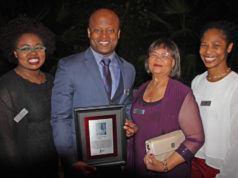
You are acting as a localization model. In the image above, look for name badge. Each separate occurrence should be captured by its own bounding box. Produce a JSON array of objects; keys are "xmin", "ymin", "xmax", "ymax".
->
[
  {"xmin": 133, "ymin": 108, "xmax": 145, "ymax": 115},
  {"xmin": 14, "ymin": 108, "xmax": 28, "ymax": 123},
  {"xmin": 200, "ymin": 101, "xmax": 211, "ymax": 106}
]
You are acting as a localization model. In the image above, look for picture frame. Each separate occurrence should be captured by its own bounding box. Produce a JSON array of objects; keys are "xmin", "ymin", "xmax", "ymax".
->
[{"xmin": 74, "ymin": 104, "xmax": 127, "ymax": 167}]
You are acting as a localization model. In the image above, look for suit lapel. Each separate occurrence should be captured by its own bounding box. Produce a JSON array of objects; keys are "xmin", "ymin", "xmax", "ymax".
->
[
  {"xmin": 83, "ymin": 48, "xmax": 108, "ymax": 100},
  {"xmin": 116, "ymin": 55, "xmax": 128, "ymax": 103}
]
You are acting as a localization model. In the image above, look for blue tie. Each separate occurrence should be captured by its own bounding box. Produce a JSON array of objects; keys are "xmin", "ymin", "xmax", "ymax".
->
[{"xmin": 102, "ymin": 58, "xmax": 112, "ymax": 98}]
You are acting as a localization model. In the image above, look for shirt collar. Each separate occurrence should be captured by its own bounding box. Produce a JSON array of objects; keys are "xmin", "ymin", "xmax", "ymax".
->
[{"xmin": 90, "ymin": 47, "xmax": 116, "ymax": 64}]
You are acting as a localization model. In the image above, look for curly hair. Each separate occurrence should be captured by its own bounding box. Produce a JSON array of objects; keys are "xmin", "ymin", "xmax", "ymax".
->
[{"xmin": 0, "ymin": 16, "xmax": 55, "ymax": 64}]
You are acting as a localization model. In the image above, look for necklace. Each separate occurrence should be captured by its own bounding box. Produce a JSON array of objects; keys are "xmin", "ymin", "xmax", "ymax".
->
[
  {"xmin": 17, "ymin": 68, "xmax": 44, "ymax": 84},
  {"xmin": 207, "ymin": 68, "xmax": 231, "ymax": 81}
]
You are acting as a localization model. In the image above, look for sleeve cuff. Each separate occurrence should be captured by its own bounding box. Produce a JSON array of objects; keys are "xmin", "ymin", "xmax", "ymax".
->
[{"xmin": 176, "ymin": 143, "xmax": 194, "ymax": 162}]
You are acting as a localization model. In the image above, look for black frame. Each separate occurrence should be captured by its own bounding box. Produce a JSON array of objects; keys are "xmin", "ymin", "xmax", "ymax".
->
[{"xmin": 74, "ymin": 104, "xmax": 127, "ymax": 166}]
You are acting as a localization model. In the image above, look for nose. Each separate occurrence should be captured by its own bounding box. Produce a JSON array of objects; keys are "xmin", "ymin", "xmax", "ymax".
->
[
  {"xmin": 156, "ymin": 55, "xmax": 167, "ymax": 62},
  {"xmin": 101, "ymin": 30, "xmax": 108, "ymax": 38},
  {"xmin": 200, "ymin": 47, "xmax": 210, "ymax": 57},
  {"xmin": 154, "ymin": 57, "xmax": 162, "ymax": 62},
  {"xmin": 205, "ymin": 46, "xmax": 211, "ymax": 53},
  {"xmin": 205, "ymin": 45, "xmax": 214, "ymax": 54},
  {"xmin": 29, "ymin": 49, "xmax": 37, "ymax": 55}
]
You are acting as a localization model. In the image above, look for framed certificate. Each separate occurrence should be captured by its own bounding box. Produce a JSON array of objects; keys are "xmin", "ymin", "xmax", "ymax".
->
[{"xmin": 74, "ymin": 104, "xmax": 127, "ymax": 166}]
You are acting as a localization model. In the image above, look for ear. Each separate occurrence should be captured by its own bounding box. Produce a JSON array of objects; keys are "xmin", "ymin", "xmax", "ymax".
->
[
  {"xmin": 87, "ymin": 28, "xmax": 91, "ymax": 38},
  {"xmin": 14, "ymin": 50, "xmax": 18, "ymax": 58},
  {"xmin": 117, "ymin": 29, "xmax": 121, "ymax": 39},
  {"xmin": 171, "ymin": 58, "xmax": 175, "ymax": 68},
  {"xmin": 227, "ymin": 42, "xmax": 233, "ymax": 53}
]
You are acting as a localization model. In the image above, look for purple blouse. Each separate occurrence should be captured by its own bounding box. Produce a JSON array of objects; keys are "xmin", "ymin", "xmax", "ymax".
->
[{"xmin": 127, "ymin": 79, "xmax": 204, "ymax": 178}]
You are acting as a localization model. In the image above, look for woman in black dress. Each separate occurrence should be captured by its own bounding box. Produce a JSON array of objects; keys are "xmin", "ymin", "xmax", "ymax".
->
[{"xmin": 0, "ymin": 16, "xmax": 59, "ymax": 178}]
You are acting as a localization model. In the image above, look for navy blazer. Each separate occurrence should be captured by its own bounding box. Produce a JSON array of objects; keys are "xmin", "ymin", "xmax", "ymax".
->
[{"xmin": 51, "ymin": 48, "xmax": 136, "ymax": 166}]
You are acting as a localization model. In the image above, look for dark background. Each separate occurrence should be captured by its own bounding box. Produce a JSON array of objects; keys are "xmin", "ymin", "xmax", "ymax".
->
[{"xmin": 1, "ymin": 0, "xmax": 238, "ymax": 87}]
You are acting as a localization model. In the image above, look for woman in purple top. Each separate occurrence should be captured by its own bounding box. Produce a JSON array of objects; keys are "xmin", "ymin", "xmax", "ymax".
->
[{"xmin": 125, "ymin": 38, "xmax": 205, "ymax": 178}]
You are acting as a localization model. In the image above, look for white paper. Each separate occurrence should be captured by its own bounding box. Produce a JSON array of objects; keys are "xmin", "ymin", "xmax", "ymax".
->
[{"xmin": 88, "ymin": 118, "xmax": 114, "ymax": 156}]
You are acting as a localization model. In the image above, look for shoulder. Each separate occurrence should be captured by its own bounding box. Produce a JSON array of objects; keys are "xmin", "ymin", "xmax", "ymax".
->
[
  {"xmin": 169, "ymin": 78, "xmax": 191, "ymax": 93},
  {"xmin": 167, "ymin": 79, "xmax": 193, "ymax": 101},
  {"xmin": 0, "ymin": 70, "xmax": 19, "ymax": 97},
  {"xmin": 117, "ymin": 55, "xmax": 135, "ymax": 72},
  {"xmin": 229, "ymin": 72, "xmax": 238, "ymax": 97},
  {"xmin": 133, "ymin": 80, "xmax": 150, "ymax": 99},
  {"xmin": 138, "ymin": 80, "xmax": 150, "ymax": 89},
  {"xmin": 225, "ymin": 71, "xmax": 238, "ymax": 91},
  {"xmin": 228, "ymin": 71, "xmax": 238, "ymax": 81},
  {"xmin": 166, "ymin": 79, "xmax": 193, "ymax": 104},
  {"xmin": 58, "ymin": 48, "xmax": 92, "ymax": 67},
  {"xmin": 58, "ymin": 52, "xmax": 85, "ymax": 66},
  {"xmin": 191, "ymin": 71, "xmax": 207, "ymax": 88},
  {"xmin": 192, "ymin": 71, "xmax": 207, "ymax": 82},
  {"xmin": 135, "ymin": 81, "xmax": 150, "ymax": 94},
  {"xmin": 0, "ymin": 70, "xmax": 17, "ymax": 87},
  {"xmin": 44, "ymin": 72, "xmax": 54, "ymax": 83}
]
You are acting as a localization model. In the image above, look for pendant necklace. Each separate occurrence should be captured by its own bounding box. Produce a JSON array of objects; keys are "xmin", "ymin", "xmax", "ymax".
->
[
  {"xmin": 17, "ymin": 68, "xmax": 44, "ymax": 84},
  {"xmin": 207, "ymin": 68, "xmax": 231, "ymax": 81}
]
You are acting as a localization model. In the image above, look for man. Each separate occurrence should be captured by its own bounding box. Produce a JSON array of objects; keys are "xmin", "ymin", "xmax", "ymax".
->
[{"xmin": 51, "ymin": 8, "xmax": 137, "ymax": 177}]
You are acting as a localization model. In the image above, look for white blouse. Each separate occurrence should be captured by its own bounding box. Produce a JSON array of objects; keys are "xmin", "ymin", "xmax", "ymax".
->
[{"xmin": 191, "ymin": 71, "xmax": 238, "ymax": 178}]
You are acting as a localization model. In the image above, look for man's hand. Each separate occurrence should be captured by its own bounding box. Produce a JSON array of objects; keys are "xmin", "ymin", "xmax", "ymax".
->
[
  {"xmin": 72, "ymin": 161, "xmax": 96, "ymax": 176},
  {"xmin": 123, "ymin": 119, "xmax": 138, "ymax": 137}
]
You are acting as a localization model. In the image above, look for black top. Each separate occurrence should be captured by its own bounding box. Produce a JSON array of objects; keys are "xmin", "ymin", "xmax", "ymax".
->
[{"xmin": 0, "ymin": 70, "xmax": 58, "ymax": 178}]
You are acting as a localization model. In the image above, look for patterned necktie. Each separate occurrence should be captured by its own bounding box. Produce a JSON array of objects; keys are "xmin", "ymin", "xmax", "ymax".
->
[{"xmin": 102, "ymin": 58, "xmax": 112, "ymax": 97}]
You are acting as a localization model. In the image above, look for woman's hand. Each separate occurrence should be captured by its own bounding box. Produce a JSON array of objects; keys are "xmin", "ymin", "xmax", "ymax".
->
[
  {"xmin": 144, "ymin": 152, "xmax": 185, "ymax": 173},
  {"xmin": 144, "ymin": 153, "xmax": 165, "ymax": 172},
  {"xmin": 123, "ymin": 119, "xmax": 138, "ymax": 137}
]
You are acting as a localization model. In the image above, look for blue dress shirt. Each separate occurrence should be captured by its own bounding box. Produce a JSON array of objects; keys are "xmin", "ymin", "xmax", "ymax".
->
[{"xmin": 90, "ymin": 47, "xmax": 121, "ymax": 99}]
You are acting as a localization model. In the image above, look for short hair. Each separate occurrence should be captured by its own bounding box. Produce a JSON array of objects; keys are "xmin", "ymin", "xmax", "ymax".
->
[
  {"xmin": 200, "ymin": 20, "xmax": 237, "ymax": 47},
  {"xmin": 88, "ymin": 8, "xmax": 120, "ymax": 29},
  {"xmin": 145, "ymin": 38, "xmax": 181, "ymax": 79},
  {"xmin": 0, "ymin": 16, "xmax": 55, "ymax": 64}
]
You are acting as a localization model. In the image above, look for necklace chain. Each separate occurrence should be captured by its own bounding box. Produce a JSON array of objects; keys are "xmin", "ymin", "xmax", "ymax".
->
[
  {"xmin": 18, "ymin": 69, "xmax": 43, "ymax": 84},
  {"xmin": 207, "ymin": 68, "xmax": 231, "ymax": 80}
]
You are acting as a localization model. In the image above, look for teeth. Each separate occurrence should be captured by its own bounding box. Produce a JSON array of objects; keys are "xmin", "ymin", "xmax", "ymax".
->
[
  {"xmin": 205, "ymin": 57, "xmax": 216, "ymax": 61},
  {"xmin": 99, "ymin": 41, "xmax": 109, "ymax": 45},
  {"xmin": 29, "ymin": 58, "xmax": 39, "ymax": 63}
]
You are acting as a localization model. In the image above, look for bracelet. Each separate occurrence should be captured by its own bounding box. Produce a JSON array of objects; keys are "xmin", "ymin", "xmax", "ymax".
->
[{"xmin": 162, "ymin": 160, "xmax": 168, "ymax": 172}]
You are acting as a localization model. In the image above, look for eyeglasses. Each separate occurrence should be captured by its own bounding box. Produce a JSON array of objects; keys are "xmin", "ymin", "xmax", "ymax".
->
[
  {"xmin": 17, "ymin": 46, "xmax": 47, "ymax": 54},
  {"xmin": 149, "ymin": 52, "xmax": 171, "ymax": 60}
]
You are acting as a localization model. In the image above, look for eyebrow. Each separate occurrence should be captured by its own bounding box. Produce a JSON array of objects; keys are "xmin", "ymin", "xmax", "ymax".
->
[
  {"xmin": 151, "ymin": 51, "xmax": 169, "ymax": 54},
  {"xmin": 201, "ymin": 40, "xmax": 222, "ymax": 43},
  {"xmin": 18, "ymin": 43, "xmax": 44, "ymax": 47}
]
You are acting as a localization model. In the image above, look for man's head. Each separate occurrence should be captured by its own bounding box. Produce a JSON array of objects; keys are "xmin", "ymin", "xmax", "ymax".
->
[{"xmin": 87, "ymin": 8, "xmax": 120, "ymax": 57}]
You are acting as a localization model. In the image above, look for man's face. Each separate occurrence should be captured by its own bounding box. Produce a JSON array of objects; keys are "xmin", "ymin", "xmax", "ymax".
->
[{"xmin": 87, "ymin": 10, "xmax": 120, "ymax": 57}]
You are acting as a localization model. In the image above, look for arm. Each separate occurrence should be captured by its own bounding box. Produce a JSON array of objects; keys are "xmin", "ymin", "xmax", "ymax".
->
[
  {"xmin": 123, "ymin": 64, "xmax": 136, "ymax": 121},
  {"xmin": 51, "ymin": 59, "xmax": 97, "ymax": 176},
  {"xmin": 177, "ymin": 92, "xmax": 205, "ymax": 160},
  {"xmin": 0, "ymin": 87, "xmax": 20, "ymax": 169},
  {"xmin": 144, "ymin": 92, "xmax": 205, "ymax": 172},
  {"xmin": 124, "ymin": 89, "xmax": 134, "ymax": 121},
  {"xmin": 51, "ymin": 59, "xmax": 76, "ymax": 167},
  {"xmin": 123, "ymin": 66, "xmax": 137, "ymax": 136},
  {"xmin": 216, "ymin": 87, "xmax": 238, "ymax": 178}
]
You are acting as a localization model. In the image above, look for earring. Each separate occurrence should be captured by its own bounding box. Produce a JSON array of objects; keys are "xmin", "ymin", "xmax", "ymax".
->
[{"xmin": 14, "ymin": 51, "xmax": 18, "ymax": 58}]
